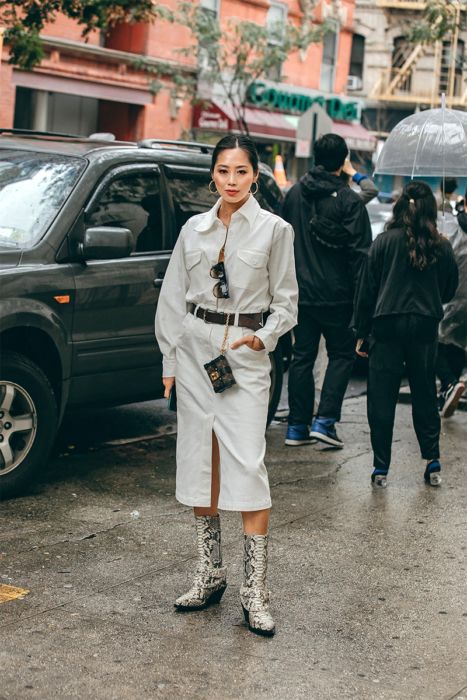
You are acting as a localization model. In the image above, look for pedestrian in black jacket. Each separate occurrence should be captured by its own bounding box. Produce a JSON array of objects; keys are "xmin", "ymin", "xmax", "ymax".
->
[
  {"xmin": 436, "ymin": 196, "xmax": 467, "ymax": 417},
  {"xmin": 282, "ymin": 134, "xmax": 372, "ymax": 449},
  {"xmin": 353, "ymin": 181, "xmax": 458, "ymax": 488}
]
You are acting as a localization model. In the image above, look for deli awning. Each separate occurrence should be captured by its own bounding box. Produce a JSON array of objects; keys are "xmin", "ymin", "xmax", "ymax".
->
[
  {"xmin": 193, "ymin": 100, "xmax": 376, "ymax": 152},
  {"xmin": 193, "ymin": 100, "xmax": 298, "ymax": 142},
  {"xmin": 332, "ymin": 121, "xmax": 377, "ymax": 153}
]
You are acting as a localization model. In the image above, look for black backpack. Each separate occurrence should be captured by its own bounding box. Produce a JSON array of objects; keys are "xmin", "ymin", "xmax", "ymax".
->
[{"xmin": 309, "ymin": 190, "xmax": 349, "ymax": 249}]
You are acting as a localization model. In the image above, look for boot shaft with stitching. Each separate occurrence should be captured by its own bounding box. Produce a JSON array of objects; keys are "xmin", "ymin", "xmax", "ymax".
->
[
  {"xmin": 240, "ymin": 533, "xmax": 275, "ymax": 637},
  {"xmin": 174, "ymin": 514, "xmax": 227, "ymax": 611}
]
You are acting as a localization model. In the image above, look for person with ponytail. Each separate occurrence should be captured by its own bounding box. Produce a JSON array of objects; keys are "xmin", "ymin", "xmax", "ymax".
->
[{"xmin": 353, "ymin": 181, "xmax": 458, "ymax": 488}]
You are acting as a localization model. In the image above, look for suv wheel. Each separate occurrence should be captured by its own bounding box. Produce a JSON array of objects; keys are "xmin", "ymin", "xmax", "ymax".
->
[
  {"xmin": 267, "ymin": 348, "xmax": 284, "ymax": 427},
  {"xmin": 0, "ymin": 352, "xmax": 58, "ymax": 499}
]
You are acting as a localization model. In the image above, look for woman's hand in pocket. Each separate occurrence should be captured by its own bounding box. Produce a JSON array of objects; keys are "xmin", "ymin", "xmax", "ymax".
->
[
  {"xmin": 355, "ymin": 338, "xmax": 369, "ymax": 358},
  {"xmin": 230, "ymin": 335, "xmax": 265, "ymax": 351},
  {"xmin": 163, "ymin": 376, "xmax": 175, "ymax": 399}
]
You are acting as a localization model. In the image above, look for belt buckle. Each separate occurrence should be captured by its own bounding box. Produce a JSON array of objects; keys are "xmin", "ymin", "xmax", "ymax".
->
[{"xmin": 202, "ymin": 308, "xmax": 208, "ymax": 323}]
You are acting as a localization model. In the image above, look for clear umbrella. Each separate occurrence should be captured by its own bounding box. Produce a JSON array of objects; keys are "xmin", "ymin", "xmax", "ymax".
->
[{"xmin": 374, "ymin": 97, "xmax": 467, "ymax": 178}]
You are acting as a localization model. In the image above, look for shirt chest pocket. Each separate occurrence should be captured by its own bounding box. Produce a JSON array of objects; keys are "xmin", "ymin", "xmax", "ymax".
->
[
  {"xmin": 186, "ymin": 249, "xmax": 202, "ymax": 270},
  {"xmin": 235, "ymin": 248, "xmax": 268, "ymax": 290},
  {"xmin": 185, "ymin": 248, "xmax": 213, "ymax": 294}
]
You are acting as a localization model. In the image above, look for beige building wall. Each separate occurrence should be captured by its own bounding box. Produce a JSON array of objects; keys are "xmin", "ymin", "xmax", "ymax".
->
[{"xmin": 350, "ymin": 0, "xmax": 467, "ymax": 128}]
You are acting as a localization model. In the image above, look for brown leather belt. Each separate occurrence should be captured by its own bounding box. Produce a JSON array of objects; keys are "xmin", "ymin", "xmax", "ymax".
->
[{"xmin": 190, "ymin": 305, "xmax": 268, "ymax": 332}]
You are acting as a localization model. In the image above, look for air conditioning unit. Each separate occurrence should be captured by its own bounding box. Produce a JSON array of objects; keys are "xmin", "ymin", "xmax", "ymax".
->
[{"xmin": 347, "ymin": 75, "xmax": 363, "ymax": 91}]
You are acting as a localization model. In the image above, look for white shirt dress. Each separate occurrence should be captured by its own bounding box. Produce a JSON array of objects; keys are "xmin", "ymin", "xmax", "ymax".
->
[{"xmin": 155, "ymin": 195, "xmax": 298, "ymax": 511}]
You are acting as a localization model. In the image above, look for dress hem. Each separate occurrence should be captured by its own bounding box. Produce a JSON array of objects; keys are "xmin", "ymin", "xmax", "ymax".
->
[{"xmin": 176, "ymin": 494, "xmax": 272, "ymax": 511}]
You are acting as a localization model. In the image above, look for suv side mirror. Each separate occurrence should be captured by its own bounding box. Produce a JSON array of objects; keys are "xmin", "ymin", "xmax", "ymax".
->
[{"xmin": 78, "ymin": 226, "xmax": 134, "ymax": 260}]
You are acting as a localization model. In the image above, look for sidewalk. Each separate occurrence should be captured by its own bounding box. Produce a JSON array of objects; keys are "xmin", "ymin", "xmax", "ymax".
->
[{"xmin": 0, "ymin": 395, "xmax": 466, "ymax": 699}]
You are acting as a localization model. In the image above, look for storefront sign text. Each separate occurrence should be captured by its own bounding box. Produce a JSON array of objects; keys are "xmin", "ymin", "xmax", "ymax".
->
[{"xmin": 247, "ymin": 82, "xmax": 359, "ymax": 122}]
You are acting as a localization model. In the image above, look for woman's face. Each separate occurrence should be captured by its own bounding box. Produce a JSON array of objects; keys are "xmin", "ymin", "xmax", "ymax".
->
[{"xmin": 211, "ymin": 148, "xmax": 258, "ymax": 205}]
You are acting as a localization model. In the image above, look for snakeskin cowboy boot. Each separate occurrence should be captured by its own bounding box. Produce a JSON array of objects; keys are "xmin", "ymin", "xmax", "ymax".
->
[
  {"xmin": 240, "ymin": 534, "xmax": 275, "ymax": 637},
  {"xmin": 174, "ymin": 515, "xmax": 227, "ymax": 611}
]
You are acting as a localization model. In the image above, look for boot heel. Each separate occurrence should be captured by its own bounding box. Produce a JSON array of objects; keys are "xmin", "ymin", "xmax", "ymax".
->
[
  {"xmin": 242, "ymin": 605, "xmax": 250, "ymax": 623},
  {"xmin": 209, "ymin": 585, "xmax": 227, "ymax": 605}
]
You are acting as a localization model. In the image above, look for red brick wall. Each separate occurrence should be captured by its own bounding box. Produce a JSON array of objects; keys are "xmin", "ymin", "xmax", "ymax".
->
[
  {"xmin": 42, "ymin": 14, "xmax": 101, "ymax": 45},
  {"xmin": 0, "ymin": 59, "xmax": 16, "ymax": 127},
  {"xmin": 0, "ymin": 0, "xmax": 355, "ymax": 137},
  {"xmin": 140, "ymin": 90, "xmax": 192, "ymax": 140}
]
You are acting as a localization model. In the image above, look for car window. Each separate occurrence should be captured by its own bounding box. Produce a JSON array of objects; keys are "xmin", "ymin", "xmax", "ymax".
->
[
  {"xmin": 165, "ymin": 166, "xmax": 217, "ymax": 232},
  {"xmin": 0, "ymin": 150, "xmax": 85, "ymax": 249},
  {"xmin": 86, "ymin": 171, "xmax": 167, "ymax": 253},
  {"xmin": 257, "ymin": 172, "xmax": 284, "ymax": 214}
]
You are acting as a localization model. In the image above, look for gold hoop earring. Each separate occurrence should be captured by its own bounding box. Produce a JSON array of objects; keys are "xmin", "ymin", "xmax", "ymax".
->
[
  {"xmin": 250, "ymin": 181, "xmax": 259, "ymax": 195},
  {"xmin": 208, "ymin": 180, "xmax": 218, "ymax": 195}
]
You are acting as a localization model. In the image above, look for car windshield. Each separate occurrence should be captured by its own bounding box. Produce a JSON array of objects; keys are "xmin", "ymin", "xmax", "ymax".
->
[{"xmin": 0, "ymin": 150, "xmax": 85, "ymax": 249}]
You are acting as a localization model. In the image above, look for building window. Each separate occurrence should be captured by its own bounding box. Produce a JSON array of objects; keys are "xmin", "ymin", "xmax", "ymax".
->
[
  {"xmin": 320, "ymin": 21, "xmax": 338, "ymax": 93},
  {"xmin": 391, "ymin": 37, "xmax": 412, "ymax": 93},
  {"xmin": 266, "ymin": 3, "xmax": 288, "ymax": 82},
  {"xmin": 200, "ymin": 0, "xmax": 220, "ymax": 17},
  {"xmin": 439, "ymin": 39, "xmax": 465, "ymax": 97},
  {"xmin": 198, "ymin": 0, "xmax": 220, "ymax": 72},
  {"xmin": 348, "ymin": 34, "xmax": 365, "ymax": 91}
]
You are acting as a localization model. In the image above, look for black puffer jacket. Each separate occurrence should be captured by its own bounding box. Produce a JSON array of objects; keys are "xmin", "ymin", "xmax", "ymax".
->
[
  {"xmin": 282, "ymin": 166, "xmax": 372, "ymax": 308},
  {"xmin": 458, "ymin": 210, "xmax": 467, "ymax": 233}
]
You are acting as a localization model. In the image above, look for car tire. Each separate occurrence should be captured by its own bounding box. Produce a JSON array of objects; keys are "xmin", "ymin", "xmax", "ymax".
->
[
  {"xmin": 267, "ymin": 347, "xmax": 284, "ymax": 427},
  {"xmin": 0, "ymin": 351, "xmax": 58, "ymax": 500}
]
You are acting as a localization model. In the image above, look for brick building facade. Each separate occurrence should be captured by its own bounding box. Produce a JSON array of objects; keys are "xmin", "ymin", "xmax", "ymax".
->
[{"xmin": 0, "ymin": 0, "xmax": 374, "ymax": 173}]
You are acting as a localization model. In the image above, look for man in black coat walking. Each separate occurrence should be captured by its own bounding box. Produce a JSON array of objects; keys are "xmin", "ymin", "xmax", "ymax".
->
[{"xmin": 282, "ymin": 134, "xmax": 372, "ymax": 448}]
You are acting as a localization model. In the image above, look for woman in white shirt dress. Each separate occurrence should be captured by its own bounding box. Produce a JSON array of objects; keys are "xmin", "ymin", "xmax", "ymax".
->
[{"xmin": 155, "ymin": 134, "xmax": 298, "ymax": 636}]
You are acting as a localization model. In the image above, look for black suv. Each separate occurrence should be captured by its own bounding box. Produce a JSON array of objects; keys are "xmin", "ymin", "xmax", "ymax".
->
[{"xmin": 0, "ymin": 130, "xmax": 289, "ymax": 499}]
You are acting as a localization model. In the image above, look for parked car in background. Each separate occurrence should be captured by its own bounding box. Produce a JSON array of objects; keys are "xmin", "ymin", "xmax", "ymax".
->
[
  {"xmin": 366, "ymin": 197, "xmax": 393, "ymax": 239},
  {"xmin": 0, "ymin": 131, "xmax": 287, "ymax": 499}
]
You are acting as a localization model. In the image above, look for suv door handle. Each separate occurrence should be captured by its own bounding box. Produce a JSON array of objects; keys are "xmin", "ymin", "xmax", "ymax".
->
[{"xmin": 153, "ymin": 276, "xmax": 165, "ymax": 289}]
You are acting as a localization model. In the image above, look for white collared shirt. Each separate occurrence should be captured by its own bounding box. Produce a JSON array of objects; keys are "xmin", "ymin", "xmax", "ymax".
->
[{"xmin": 155, "ymin": 195, "xmax": 298, "ymax": 376}]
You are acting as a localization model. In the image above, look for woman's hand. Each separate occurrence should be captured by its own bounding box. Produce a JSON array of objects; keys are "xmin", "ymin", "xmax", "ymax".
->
[
  {"xmin": 230, "ymin": 335, "xmax": 265, "ymax": 351},
  {"xmin": 162, "ymin": 376, "xmax": 175, "ymax": 399},
  {"xmin": 355, "ymin": 338, "xmax": 368, "ymax": 358}
]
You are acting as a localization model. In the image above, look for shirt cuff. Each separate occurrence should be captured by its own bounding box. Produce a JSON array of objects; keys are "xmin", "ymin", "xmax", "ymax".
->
[
  {"xmin": 254, "ymin": 328, "xmax": 276, "ymax": 353},
  {"xmin": 352, "ymin": 173, "xmax": 368, "ymax": 184},
  {"xmin": 162, "ymin": 357, "xmax": 177, "ymax": 377}
]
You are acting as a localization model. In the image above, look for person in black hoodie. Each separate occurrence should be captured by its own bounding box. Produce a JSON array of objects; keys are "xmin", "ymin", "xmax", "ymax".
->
[
  {"xmin": 353, "ymin": 181, "xmax": 458, "ymax": 488},
  {"xmin": 282, "ymin": 134, "xmax": 372, "ymax": 448},
  {"xmin": 436, "ymin": 193, "xmax": 467, "ymax": 416}
]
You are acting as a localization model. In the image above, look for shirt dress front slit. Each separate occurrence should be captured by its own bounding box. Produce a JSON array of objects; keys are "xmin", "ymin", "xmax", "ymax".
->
[{"xmin": 155, "ymin": 195, "xmax": 298, "ymax": 511}]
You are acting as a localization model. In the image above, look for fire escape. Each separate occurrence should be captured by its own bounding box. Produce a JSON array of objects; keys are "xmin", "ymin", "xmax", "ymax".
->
[{"xmin": 370, "ymin": 0, "xmax": 466, "ymax": 108}]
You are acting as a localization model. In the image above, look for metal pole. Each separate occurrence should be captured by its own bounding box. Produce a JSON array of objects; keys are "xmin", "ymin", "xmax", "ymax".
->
[
  {"xmin": 431, "ymin": 40, "xmax": 441, "ymax": 109},
  {"xmin": 447, "ymin": 1, "xmax": 461, "ymax": 107}
]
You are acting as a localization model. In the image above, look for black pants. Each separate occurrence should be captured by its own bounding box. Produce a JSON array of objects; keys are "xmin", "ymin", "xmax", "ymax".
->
[
  {"xmin": 288, "ymin": 305, "xmax": 355, "ymax": 424},
  {"xmin": 368, "ymin": 332, "xmax": 440, "ymax": 471},
  {"xmin": 436, "ymin": 342, "xmax": 466, "ymax": 391}
]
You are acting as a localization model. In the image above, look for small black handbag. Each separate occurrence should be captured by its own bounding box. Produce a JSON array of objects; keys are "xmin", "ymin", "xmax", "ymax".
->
[
  {"xmin": 203, "ymin": 313, "xmax": 236, "ymax": 394},
  {"xmin": 204, "ymin": 355, "xmax": 236, "ymax": 393}
]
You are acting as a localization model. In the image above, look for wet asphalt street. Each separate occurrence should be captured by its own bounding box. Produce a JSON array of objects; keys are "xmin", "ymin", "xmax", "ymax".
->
[{"xmin": 0, "ymin": 387, "xmax": 466, "ymax": 700}]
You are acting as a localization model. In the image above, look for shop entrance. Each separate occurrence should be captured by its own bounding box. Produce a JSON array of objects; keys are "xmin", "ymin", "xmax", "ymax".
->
[{"xmin": 14, "ymin": 88, "xmax": 141, "ymax": 140}]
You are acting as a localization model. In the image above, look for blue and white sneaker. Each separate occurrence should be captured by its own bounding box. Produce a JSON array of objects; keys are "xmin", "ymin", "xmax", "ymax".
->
[
  {"xmin": 309, "ymin": 417, "xmax": 344, "ymax": 448},
  {"xmin": 371, "ymin": 468, "xmax": 388, "ymax": 488},
  {"xmin": 424, "ymin": 460, "xmax": 442, "ymax": 487},
  {"xmin": 285, "ymin": 424, "xmax": 315, "ymax": 446}
]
